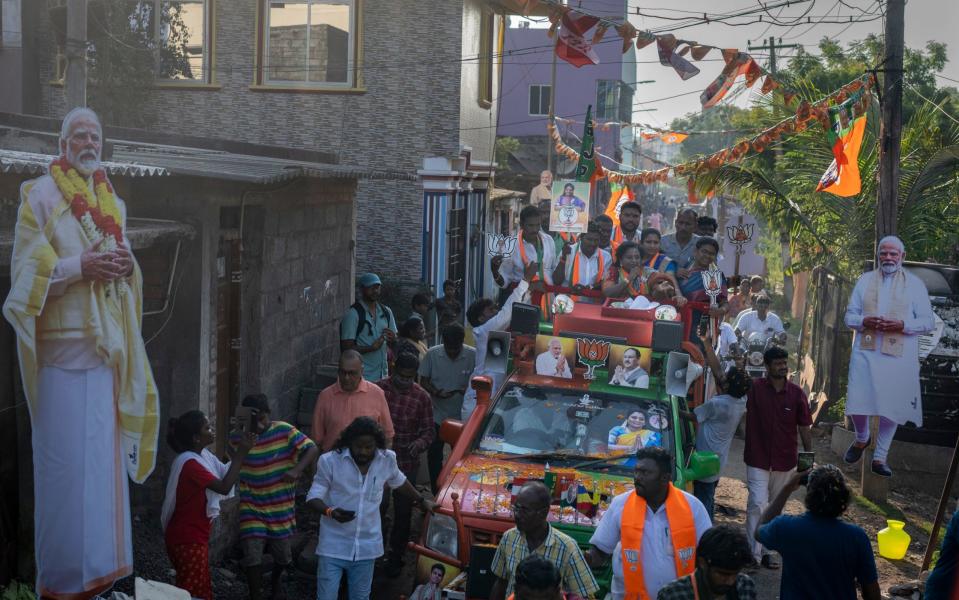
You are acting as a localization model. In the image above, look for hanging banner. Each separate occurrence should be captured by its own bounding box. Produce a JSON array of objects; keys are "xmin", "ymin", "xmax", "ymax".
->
[
  {"xmin": 574, "ymin": 105, "xmax": 598, "ymax": 182},
  {"xmin": 701, "ymin": 52, "xmax": 750, "ymax": 109},
  {"xmin": 816, "ymin": 89, "xmax": 870, "ymax": 197}
]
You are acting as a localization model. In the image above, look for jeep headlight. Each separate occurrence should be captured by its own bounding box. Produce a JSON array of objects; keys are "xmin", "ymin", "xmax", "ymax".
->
[{"xmin": 425, "ymin": 513, "xmax": 458, "ymax": 559}]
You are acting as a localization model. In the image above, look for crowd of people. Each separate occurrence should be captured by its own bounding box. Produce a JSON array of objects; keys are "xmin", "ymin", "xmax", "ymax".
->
[{"xmin": 158, "ymin": 198, "xmax": 940, "ymax": 600}]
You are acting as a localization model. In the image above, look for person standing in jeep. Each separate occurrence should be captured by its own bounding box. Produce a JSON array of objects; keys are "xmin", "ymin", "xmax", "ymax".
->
[{"xmin": 340, "ymin": 272, "xmax": 397, "ymax": 381}]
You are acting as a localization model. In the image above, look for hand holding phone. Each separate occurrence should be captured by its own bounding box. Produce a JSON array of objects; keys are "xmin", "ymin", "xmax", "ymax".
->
[
  {"xmin": 798, "ymin": 451, "xmax": 815, "ymax": 485},
  {"xmin": 330, "ymin": 508, "xmax": 356, "ymax": 523}
]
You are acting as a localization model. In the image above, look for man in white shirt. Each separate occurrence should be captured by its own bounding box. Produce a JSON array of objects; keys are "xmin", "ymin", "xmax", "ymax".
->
[
  {"xmin": 307, "ymin": 417, "xmax": 436, "ymax": 600},
  {"xmin": 535, "ymin": 337, "xmax": 572, "ymax": 378},
  {"xmin": 495, "ymin": 205, "xmax": 558, "ymax": 289},
  {"xmin": 462, "ymin": 260, "xmax": 538, "ymax": 420},
  {"xmin": 734, "ymin": 294, "xmax": 784, "ymax": 339},
  {"xmin": 610, "ymin": 348, "xmax": 650, "ymax": 389},
  {"xmin": 588, "ymin": 447, "xmax": 712, "ymax": 600}
]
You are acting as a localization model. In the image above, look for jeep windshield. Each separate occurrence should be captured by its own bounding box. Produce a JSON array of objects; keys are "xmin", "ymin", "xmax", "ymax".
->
[{"xmin": 474, "ymin": 383, "xmax": 673, "ymax": 473}]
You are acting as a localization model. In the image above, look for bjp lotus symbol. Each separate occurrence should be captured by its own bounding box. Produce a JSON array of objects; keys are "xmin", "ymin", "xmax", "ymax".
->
[
  {"xmin": 487, "ymin": 233, "xmax": 516, "ymax": 258},
  {"xmin": 725, "ymin": 223, "xmax": 754, "ymax": 256},
  {"xmin": 576, "ymin": 338, "xmax": 611, "ymax": 380}
]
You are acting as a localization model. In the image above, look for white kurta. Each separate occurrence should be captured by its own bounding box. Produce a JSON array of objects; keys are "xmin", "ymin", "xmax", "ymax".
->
[{"xmin": 845, "ymin": 270, "xmax": 936, "ymax": 425}]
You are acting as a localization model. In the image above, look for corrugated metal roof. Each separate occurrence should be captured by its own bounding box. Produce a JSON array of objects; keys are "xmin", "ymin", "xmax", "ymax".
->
[
  {"xmin": 0, "ymin": 149, "xmax": 169, "ymax": 177},
  {"xmin": 111, "ymin": 144, "xmax": 417, "ymax": 184}
]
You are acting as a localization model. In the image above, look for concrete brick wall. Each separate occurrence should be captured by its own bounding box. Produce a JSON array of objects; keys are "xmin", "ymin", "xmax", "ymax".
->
[
  {"xmin": 249, "ymin": 179, "xmax": 356, "ymax": 420},
  {"xmin": 35, "ymin": 0, "xmax": 479, "ymax": 280}
]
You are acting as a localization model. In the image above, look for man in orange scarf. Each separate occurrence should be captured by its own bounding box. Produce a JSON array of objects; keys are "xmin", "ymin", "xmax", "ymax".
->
[
  {"xmin": 552, "ymin": 221, "xmax": 610, "ymax": 303},
  {"xmin": 588, "ymin": 447, "xmax": 712, "ymax": 600}
]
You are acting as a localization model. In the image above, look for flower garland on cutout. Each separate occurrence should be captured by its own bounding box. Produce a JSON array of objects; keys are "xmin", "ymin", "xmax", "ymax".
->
[
  {"xmin": 548, "ymin": 75, "xmax": 875, "ymax": 187},
  {"xmin": 50, "ymin": 156, "xmax": 128, "ymax": 297}
]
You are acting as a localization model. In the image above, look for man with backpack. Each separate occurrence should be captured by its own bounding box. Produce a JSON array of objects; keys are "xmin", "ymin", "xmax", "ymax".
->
[{"xmin": 340, "ymin": 273, "xmax": 397, "ymax": 381}]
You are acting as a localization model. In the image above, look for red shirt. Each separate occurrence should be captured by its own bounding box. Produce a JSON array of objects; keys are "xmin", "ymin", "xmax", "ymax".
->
[
  {"xmin": 376, "ymin": 378, "xmax": 435, "ymax": 475},
  {"xmin": 744, "ymin": 378, "xmax": 812, "ymax": 471},
  {"xmin": 165, "ymin": 459, "xmax": 216, "ymax": 546}
]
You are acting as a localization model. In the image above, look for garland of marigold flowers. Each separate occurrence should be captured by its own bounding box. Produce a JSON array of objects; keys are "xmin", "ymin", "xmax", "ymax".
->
[{"xmin": 49, "ymin": 156, "xmax": 124, "ymax": 245}]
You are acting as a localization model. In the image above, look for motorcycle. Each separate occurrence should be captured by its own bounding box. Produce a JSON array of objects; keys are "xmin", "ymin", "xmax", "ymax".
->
[{"xmin": 734, "ymin": 326, "xmax": 789, "ymax": 379}]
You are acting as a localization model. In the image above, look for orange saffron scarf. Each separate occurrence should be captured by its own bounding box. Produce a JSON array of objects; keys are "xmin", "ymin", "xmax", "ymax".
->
[
  {"xmin": 570, "ymin": 246, "xmax": 606, "ymax": 287},
  {"xmin": 620, "ymin": 484, "xmax": 697, "ymax": 600}
]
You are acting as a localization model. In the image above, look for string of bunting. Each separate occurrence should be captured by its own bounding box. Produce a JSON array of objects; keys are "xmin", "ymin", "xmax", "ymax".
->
[
  {"xmin": 548, "ymin": 75, "xmax": 875, "ymax": 186},
  {"xmin": 534, "ymin": 0, "xmax": 805, "ymax": 110},
  {"xmin": 553, "ymin": 116, "xmax": 752, "ymax": 140}
]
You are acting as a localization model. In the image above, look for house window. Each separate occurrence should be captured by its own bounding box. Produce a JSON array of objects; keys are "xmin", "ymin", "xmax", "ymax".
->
[
  {"xmin": 596, "ymin": 79, "xmax": 634, "ymax": 122},
  {"xmin": 478, "ymin": 10, "xmax": 494, "ymax": 106},
  {"xmin": 529, "ymin": 84, "xmax": 551, "ymax": 116},
  {"xmin": 262, "ymin": 0, "xmax": 356, "ymax": 87},
  {"xmin": 154, "ymin": 0, "xmax": 211, "ymax": 81}
]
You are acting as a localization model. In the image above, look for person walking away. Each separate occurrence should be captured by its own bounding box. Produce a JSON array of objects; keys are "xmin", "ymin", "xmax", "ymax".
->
[
  {"xmin": 376, "ymin": 353, "xmax": 435, "ymax": 576},
  {"xmin": 512, "ymin": 555, "xmax": 565, "ymax": 600},
  {"xmin": 610, "ymin": 202, "xmax": 644, "ymax": 253},
  {"xmin": 313, "ymin": 350, "xmax": 395, "ymax": 451},
  {"xmin": 489, "ymin": 481, "xmax": 598, "ymax": 600},
  {"xmin": 467, "ymin": 259, "xmax": 538, "ymax": 419},
  {"xmin": 756, "ymin": 465, "xmax": 881, "ymax": 600},
  {"xmin": 306, "ymin": 417, "xmax": 437, "ymax": 600},
  {"xmin": 434, "ymin": 280, "xmax": 461, "ymax": 328},
  {"xmin": 3, "ymin": 107, "xmax": 159, "ymax": 599},
  {"xmin": 660, "ymin": 209, "xmax": 701, "ymax": 277},
  {"xmin": 743, "ymin": 346, "xmax": 813, "ymax": 568},
  {"xmin": 842, "ymin": 236, "xmax": 935, "ymax": 476},
  {"xmin": 396, "ymin": 315, "xmax": 429, "ymax": 363},
  {"xmin": 231, "ymin": 394, "xmax": 318, "ymax": 600},
  {"xmin": 163, "ymin": 411, "xmax": 256, "ymax": 600},
  {"xmin": 683, "ymin": 329, "xmax": 750, "ymax": 520},
  {"xmin": 552, "ymin": 221, "xmax": 610, "ymax": 304},
  {"xmin": 924, "ymin": 506, "xmax": 959, "ymax": 599},
  {"xmin": 340, "ymin": 272, "xmax": 397, "ymax": 381},
  {"xmin": 588, "ymin": 447, "xmax": 712, "ymax": 600},
  {"xmin": 656, "ymin": 525, "xmax": 757, "ymax": 600},
  {"xmin": 419, "ymin": 324, "xmax": 476, "ymax": 494}
]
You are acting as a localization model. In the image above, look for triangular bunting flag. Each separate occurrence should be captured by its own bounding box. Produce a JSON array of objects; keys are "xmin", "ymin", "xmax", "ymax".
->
[
  {"xmin": 743, "ymin": 59, "xmax": 763, "ymax": 88},
  {"xmin": 657, "ymin": 35, "xmax": 700, "ymax": 80},
  {"xmin": 575, "ymin": 105, "xmax": 597, "ymax": 182},
  {"xmin": 701, "ymin": 53, "xmax": 749, "ymax": 109},
  {"xmin": 761, "ymin": 75, "xmax": 780, "ymax": 95},
  {"xmin": 661, "ymin": 132, "xmax": 688, "ymax": 144},
  {"xmin": 690, "ymin": 45, "xmax": 712, "ymax": 60},
  {"xmin": 556, "ymin": 11, "xmax": 601, "ymax": 68}
]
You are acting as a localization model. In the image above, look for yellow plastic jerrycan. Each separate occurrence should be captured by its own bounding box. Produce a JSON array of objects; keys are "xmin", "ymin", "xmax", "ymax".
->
[{"xmin": 877, "ymin": 519, "xmax": 911, "ymax": 559}]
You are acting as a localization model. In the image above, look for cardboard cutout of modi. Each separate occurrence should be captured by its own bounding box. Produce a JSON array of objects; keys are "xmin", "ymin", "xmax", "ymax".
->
[{"xmin": 3, "ymin": 107, "xmax": 159, "ymax": 599}]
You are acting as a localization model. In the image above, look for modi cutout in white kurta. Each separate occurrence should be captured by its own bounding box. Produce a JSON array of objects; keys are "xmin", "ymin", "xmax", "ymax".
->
[
  {"xmin": 4, "ymin": 170, "xmax": 158, "ymax": 599},
  {"xmin": 844, "ymin": 268, "xmax": 935, "ymax": 426}
]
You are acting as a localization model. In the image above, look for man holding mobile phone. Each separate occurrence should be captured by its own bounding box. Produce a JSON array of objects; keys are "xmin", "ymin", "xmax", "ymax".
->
[{"xmin": 307, "ymin": 417, "xmax": 436, "ymax": 600}]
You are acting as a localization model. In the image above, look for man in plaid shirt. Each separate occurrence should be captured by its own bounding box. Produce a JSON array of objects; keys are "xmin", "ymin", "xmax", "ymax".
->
[
  {"xmin": 656, "ymin": 525, "xmax": 756, "ymax": 600},
  {"xmin": 377, "ymin": 352, "xmax": 435, "ymax": 577}
]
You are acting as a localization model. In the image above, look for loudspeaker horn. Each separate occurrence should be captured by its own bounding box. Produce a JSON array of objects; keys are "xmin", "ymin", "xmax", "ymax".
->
[
  {"xmin": 484, "ymin": 330, "xmax": 511, "ymax": 373},
  {"xmin": 665, "ymin": 351, "xmax": 704, "ymax": 396}
]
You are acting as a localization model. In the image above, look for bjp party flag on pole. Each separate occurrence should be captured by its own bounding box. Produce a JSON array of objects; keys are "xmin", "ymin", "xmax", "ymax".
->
[
  {"xmin": 605, "ymin": 182, "xmax": 634, "ymax": 225},
  {"xmin": 816, "ymin": 89, "xmax": 870, "ymax": 197},
  {"xmin": 575, "ymin": 105, "xmax": 602, "ymax": 183}
]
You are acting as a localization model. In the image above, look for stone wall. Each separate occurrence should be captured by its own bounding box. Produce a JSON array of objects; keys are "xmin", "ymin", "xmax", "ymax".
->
[{"xmin": 34, "ymin": 0, "xmax": 474, "ymax": 280}]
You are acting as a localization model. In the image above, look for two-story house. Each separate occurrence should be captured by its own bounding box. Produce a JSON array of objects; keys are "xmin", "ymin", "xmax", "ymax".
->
[{"xmin": 497, "ymin": 1, "xmax": 637, "ymax": 205}]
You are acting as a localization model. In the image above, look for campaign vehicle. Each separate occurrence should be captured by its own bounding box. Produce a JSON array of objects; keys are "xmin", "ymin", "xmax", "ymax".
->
[{"xmin": 409, "ymin": 292, "xmax": 721, "ymax": 598}]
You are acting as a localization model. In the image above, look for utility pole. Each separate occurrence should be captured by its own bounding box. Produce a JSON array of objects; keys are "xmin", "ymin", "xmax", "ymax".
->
[
  {"xmin": 65, "ymin": 0, "xmax": 88, "ymax": 108},
  {"xmin": 876, "ymin": 0, "xmax": 905, "ymax": 241},
  {"xmin": 747, "ymin": 37, "xmax": 799, "ymax": 308},
  {"xmin": 547, "ymin": 35, "xmax": 559, "ymax": 173},
  {"xmin": 856, "ymin": 0, "xmax": 906, "ymax": 505}
]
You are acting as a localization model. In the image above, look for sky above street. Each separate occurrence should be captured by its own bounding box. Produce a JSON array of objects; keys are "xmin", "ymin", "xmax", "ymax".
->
[{"xmin": 533, "ymin": 0, "xmax": 959, "ymax": 127}]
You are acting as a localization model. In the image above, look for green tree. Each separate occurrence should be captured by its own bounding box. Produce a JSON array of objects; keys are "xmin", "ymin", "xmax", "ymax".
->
[{"xmin": 87, "ymin": 0, "xmax": 193, "ymax": 128}]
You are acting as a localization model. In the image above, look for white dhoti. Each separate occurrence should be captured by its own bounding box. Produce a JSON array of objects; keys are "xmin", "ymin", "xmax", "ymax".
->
[
  {"xmin": 844, "ymin": 269, "xmax": 936, "ymax": 427},
  {"xmin": 33, "ymin": 364, "xmax": 132, "ymax": 598}
]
